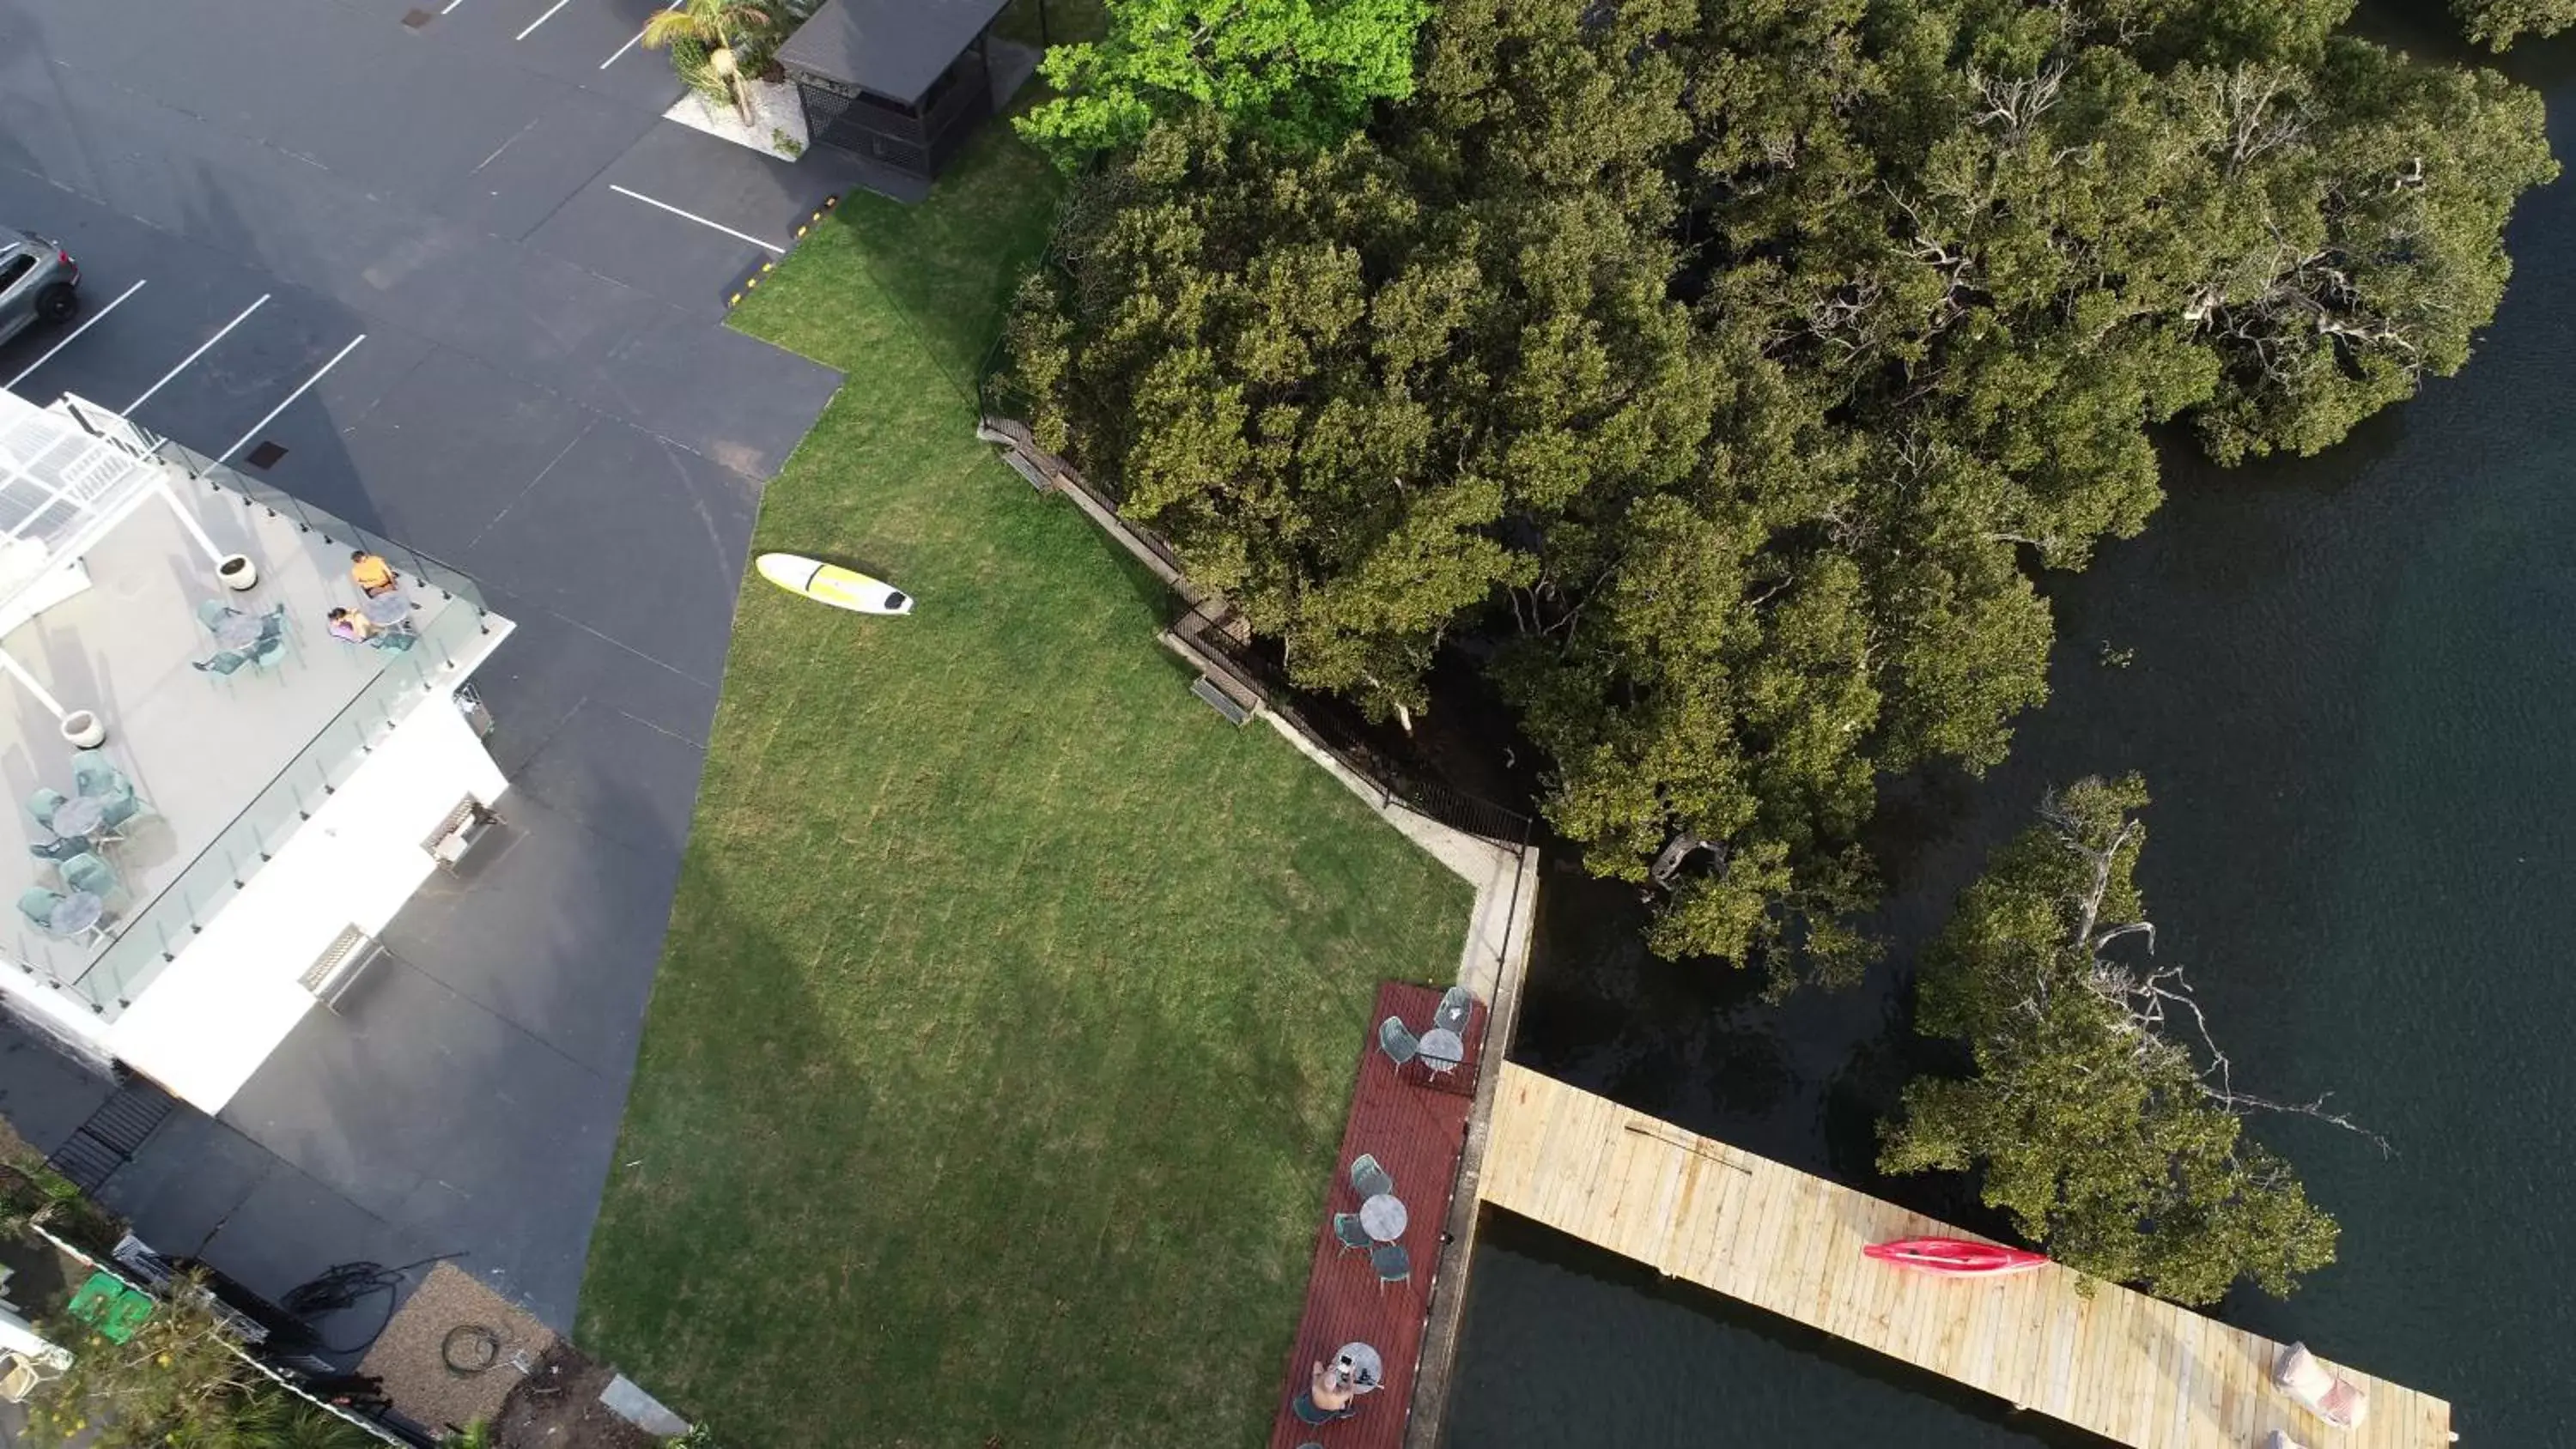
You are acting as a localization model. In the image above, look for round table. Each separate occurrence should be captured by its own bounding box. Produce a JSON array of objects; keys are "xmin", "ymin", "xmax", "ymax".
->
[
  {"xmin": 1418, "ymin": 1027, "xmax": 1466, "ymax": 1071},
  {"xmin": 47, "ymin": 892, "xmax": 101, "ymax": 938},
  {"xmin": 360, "ymin": 592, "xmax": 411, "ymax": 627},
  {"xmin": 1333, "ymin": 1342, "xmax": 1385, "ymax": 1392},
  {"xmin": 212, "ymin": 609, "xmax": 268, "ymax": 650},
  {"xmin": 46, "ymin": 796, "xmax": 103, "ymax": 840},
  {"xmin": 1358, "ymin": 1191, "xmax": 1407, "ymax": 1243}
]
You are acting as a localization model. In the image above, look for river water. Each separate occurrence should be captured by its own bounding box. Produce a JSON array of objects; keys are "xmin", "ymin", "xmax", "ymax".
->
[{"xmin": 1438, "ymin": 9, "xmax": 2576, "ymax": 1446}]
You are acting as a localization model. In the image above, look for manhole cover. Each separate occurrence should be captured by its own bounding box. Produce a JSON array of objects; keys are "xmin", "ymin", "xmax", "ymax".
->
[
  {"xmin": 401, "ymin": 8, "xmax": 434, "ymax": 28},
  {"xmin": 244, "ymin": 441, "xmax": 288, "ymax": 470}
]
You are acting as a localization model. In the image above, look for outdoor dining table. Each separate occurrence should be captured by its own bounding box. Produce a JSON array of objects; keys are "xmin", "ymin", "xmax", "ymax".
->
[
  {"xmin": 1359, "ymin": 1191, "xmax": 1407, "ymax": 1244},
  {"xmin": 46, "ymin": 796, "xmax": 103, "ymax": 840},
  {"xmin": 1418, "ymin": 1027, "xmax": 1466, "ymax": 1072},
  {"xmin": 211, "ymin": 610, "xmax": 268, "ymax": 650},
  {"xmin": 359, "ymin": 592, "xmax": 412, "ymax": 628},
  {"xmin": 1333, "ymin": 1341, "xmax": 1386, "ymax": 1393},
  {"xmin": 47, "ymin": 892, "xmax": 102, "ymax": 940}
]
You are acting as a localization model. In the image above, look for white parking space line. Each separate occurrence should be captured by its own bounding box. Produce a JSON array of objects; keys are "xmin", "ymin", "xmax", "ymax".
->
[
  {"xmin": 218, "ymin": 334, "xmax": 367, "ymax": 464},
  {"xmin": 4, "ymin": 278, "xmax": 146, "ymax": 392},
  {"xmin": 609, "ymin": 185, "xmax": 786, "ymax": 254},
  {"xmin": 440, "ymin": 0, "xmax": 466, "ymax": 13},
  {"xmin": 125, "ymin": 294, "xmax": 270, "ymax": 414},
  {"xmin": 600, "ymin": 0, "xmax": 683, "ymax": 69},
  {"xmin": 515, "ymin": 0, "xmax": 574, "ymax": 40}
]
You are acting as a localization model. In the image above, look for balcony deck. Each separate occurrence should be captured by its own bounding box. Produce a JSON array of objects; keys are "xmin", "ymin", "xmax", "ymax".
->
[
  {"xmin": 0, "ymin": 453, "xmax": 489, "ymax": 1014},
  {"xmin": 1267, "ymin": 980, "xmax": 1481, "ymax": 1449}
]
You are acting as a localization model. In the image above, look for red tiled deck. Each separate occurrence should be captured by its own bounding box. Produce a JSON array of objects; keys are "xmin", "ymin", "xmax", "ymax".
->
[{"xmin": 1267, "ymin": 980, "xmax": 1483, "ymax": 1449}]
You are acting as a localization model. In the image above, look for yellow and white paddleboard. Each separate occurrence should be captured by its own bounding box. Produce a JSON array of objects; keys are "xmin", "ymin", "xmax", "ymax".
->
[{"xmin": 755, "ymin": 552, "xmax": 914, "ymax": 615}]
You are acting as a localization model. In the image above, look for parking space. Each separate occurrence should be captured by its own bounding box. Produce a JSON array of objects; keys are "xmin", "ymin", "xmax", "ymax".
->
[
  {"xmin": 401, "ymin": 0, "xmax": 698, "ymax": 109},
  {"xmin": 0, "ymin": 0, "xmax": 871, "ymax": 1326}
]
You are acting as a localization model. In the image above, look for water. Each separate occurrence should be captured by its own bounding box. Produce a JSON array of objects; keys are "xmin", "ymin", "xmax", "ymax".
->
[{"xmin": 1440, "ymin": 10, "xmax": 2576, "ymax": 1446}]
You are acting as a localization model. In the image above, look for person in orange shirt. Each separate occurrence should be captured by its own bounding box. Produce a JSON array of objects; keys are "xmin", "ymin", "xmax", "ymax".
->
[{"xmin": 349, "ymin": 550, "xmax": 398, "ymax": 597}]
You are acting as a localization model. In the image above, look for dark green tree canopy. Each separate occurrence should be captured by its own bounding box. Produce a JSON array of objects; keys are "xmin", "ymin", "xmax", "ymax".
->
[
  {"xmin": 2452, "ymin": 0, "xmax": 2576, "ymax": 50},
  {"xmin": 1007, "ymin": 0, "xmax": 2555, "ymax": 989},
  {"xmin": 1880, "ymin": 777, "xmax": 2342, "ymax": 1305},
  {"xmin": 1017, "ymin": 0, "xmax": 1435, "ymax": 167}
]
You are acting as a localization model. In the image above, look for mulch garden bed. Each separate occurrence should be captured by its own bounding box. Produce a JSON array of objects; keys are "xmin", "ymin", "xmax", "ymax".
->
[{"xmin": 491, "ymin": 1343, "xmax": 661, "ymax": 1449}]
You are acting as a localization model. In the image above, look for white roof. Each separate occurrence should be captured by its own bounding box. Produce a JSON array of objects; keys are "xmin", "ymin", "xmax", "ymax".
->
[{"xmin": 0, "ymin": 391, "xmax": 155, "ymax": 612}]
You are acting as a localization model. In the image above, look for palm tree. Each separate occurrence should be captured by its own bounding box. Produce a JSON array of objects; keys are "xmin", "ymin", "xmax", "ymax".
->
[{"xmin": 642, "ymin": 0, "xmax": 780, "ymax": 125}]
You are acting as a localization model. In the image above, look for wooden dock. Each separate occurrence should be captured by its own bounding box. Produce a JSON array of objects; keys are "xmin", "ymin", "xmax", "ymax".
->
[{"xmin": 1478, "ymin": 1064, "xmax": 2455, "ymax": 1449}]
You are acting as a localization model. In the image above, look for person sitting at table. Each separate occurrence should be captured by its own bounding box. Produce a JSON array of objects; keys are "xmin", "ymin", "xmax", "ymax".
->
[
  {"xmin": 326, "ymin": 607, "xmax": 381, "ymax": 644},
  {"xmin": 1291, "ymin": 1360, "xmax": 1359, "ymax": 1426},
  {"xmin": 349, "ymin": 549, "xmax": 398, "ymax": 597}
]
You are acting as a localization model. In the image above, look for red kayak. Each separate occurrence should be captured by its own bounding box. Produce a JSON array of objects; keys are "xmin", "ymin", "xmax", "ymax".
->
[{"xmin": 1863, "ymin": 1237, "xmax": 2049, "ymax": 1276}]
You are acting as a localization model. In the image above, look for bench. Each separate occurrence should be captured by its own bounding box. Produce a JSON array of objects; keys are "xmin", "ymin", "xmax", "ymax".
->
[
  {"xmin": 999, "ymin": 448, "xmax": 1056, "ymax": 493},
  {"xmin": 1190, "ymin": 675, "xmax": 1254, "ymax": 726},
  {"xmin": 300, "ymin": 925, "xmax": 389, "ymax": 1011}
]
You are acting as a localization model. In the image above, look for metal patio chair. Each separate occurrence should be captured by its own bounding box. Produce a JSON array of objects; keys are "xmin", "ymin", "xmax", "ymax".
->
[
  {"xmin": 23, "ymin": 788, "xmax": 65, "ymax": 832},
  {"xmin": 60, "ymin": 853, "xmax": 114, "ymax": 900},
  {"xmin": 15, "ymin": 888, "xmax": 60, "ymax": 931},
  {"xmin": 70, "ymin": 758, "xmax": 121, "ymax": 798},
  {"xmin": 1332, "ymin": 1212, "xmax": 1373, "ymax": 1258},
  {"xmin": 1370, "ymin": 1242, "xmax": 1412, "ymax": 1291},
  {"xmin": 1349, "ymin": 1152, "xmax": 1394, "ymax": 1201},
  {"xmin": 1377, "ymin": 1016, "xmax": 1418, "ymax": 1071},
  {"xmin": 1433, "ymin": 984, "xmax": 1473, "ymax": 1035}
]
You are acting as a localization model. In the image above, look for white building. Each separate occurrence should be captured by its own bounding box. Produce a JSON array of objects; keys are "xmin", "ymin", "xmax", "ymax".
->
[{"xmin": 0, "ymin": 390, "xmax": 513, "ymax": 1112}]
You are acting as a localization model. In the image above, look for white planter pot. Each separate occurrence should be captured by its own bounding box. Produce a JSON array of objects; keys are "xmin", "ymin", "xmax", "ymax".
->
[
  {"xmin": 217, "ymin": 554, "xmax": 258, "ymax": 591},
  {"xmin": 60, "ymin": 711, "xmax": 104, "ymax": 749}
]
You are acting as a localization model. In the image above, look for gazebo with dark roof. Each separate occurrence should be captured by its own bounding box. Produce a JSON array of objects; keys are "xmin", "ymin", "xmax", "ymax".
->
[{"xmin": 777, "ymin": 0, "xmax": 1021, "ymax": 180}]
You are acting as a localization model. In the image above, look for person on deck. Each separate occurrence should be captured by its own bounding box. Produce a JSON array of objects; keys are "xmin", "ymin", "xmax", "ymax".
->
[
  {"xmin": 349, "ymin": 549, "xmax": 398, "ymax": 596},
  {"xmin": 1291, "ymin": 1360, "xmax": 1359, "ymax": 1426},
  {"xmin": 326, "ymin": 607, "xmax": 380, "ymax": 643}
]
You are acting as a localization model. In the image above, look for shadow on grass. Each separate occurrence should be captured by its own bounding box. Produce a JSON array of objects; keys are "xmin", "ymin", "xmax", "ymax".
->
[{"xmin": 821, "ymin": 124, "xmax": 1066, "ymax": 400}]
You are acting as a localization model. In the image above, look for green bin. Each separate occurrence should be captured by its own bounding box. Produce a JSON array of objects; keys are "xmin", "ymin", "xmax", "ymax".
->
[{"xmin": 65, "ymin": 1270, "xmax": 154, "ymax": 1344}]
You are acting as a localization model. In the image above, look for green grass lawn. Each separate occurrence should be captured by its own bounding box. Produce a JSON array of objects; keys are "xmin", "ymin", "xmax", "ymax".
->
[{"xmin": 574, "ymin": 121, "xmax": 1472, "ymax": 1449}]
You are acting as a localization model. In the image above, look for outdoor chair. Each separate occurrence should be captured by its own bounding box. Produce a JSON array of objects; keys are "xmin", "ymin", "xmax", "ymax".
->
[
  {"xmin": 1434, "ymin": 985, "xmax": 1473, "ymax": 1035},
  {"xmin": 22, "ymin": 789, "xmax": 65, "ymax": 832},
  {"xmin": 1370, "ymin": 1242, "xmax": 1412, "ymax": 1290},
  {"xmin": 194, "ymin": 599, "xmax": 241, "ymax": 634},
  {"xmin": 1332, "ymin": 1213, "xmax": 1373, "ymax": 1258},
  {"xmin": 27, "ymin": 838, "xmax": 84, "ymax": 865},
  {"xmin": 247, "ymin": 634, "xmax": 290, "ymax": 670},
  {"xmin": 370, "ymin": 629, "xmax": 417, "ymax": 654},
  {"xmin": 256, "ymin": 603, "xmax": 288, "ymax": 640},
  {"xmin": 61, "ymin": 853, "xmax": 115, "ymax": 900},
  {"xmin": 15, "ymin": 888, "xmax": 61, "ymax": 931},
  {"xmin": 96, "ymin": 791, "xmax": 145, "ymax": 832},
  {"xmin": 1290, "ymin": 1393, "xmax": 1350, "ymax": 1428},
  {"xmin": 1377, "ymin": 1016, "xmax": 1419, "ymax": 1071},
  {"xmin": 70, "ymin": 758, "xmax": 125, "ymax": 799},
  {"xmin": 1349, "ymin": 1152, "xmax": 1394, "ymax": 1200},
  {"xmin": 194, "ymin": 650, "xmax": 247, "ymax": 678}
]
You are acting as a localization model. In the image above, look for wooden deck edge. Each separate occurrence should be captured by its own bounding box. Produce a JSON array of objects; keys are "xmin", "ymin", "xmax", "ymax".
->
[{"xmin": 1402, "ymin": 849, "xmax": 1543, "ymax": 1449}]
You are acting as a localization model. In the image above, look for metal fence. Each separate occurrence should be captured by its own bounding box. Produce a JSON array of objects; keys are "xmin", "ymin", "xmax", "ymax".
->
[{"xmin": 1170, "ymin": 604, "xmax": 1534, "ymax": 849}]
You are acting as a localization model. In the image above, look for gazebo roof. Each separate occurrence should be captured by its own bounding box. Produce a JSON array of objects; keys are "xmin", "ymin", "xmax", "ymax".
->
[{"xmin": 775, "ymin": 0, "xmax": 1014, "ymax": 104}]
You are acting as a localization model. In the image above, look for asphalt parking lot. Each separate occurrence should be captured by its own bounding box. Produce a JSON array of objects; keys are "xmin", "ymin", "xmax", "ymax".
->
[{"xmin": 0, "ymin": 0, "xmax": 908, "ymax": 1335}]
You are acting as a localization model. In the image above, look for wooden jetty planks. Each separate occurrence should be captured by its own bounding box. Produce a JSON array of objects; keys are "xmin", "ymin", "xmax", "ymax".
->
[{"xmin": 1476, "ymin": 1064, "xmax": 2454, "ymax": 1449}]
